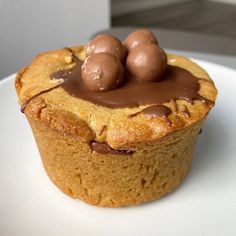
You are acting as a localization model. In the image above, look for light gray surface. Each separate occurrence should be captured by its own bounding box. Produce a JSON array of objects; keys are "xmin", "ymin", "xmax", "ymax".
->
[{"xmin": 0, "ymin": 0, "xmax": 110, "ymax": 80}]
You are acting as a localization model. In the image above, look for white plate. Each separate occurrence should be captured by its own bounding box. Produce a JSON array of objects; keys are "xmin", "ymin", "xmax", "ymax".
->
[{"xmin": 0, "ymin": 59, "xmax": 236, "ymax": 236}]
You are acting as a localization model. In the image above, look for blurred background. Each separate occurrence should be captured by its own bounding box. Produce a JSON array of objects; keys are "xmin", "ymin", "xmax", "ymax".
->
[{"xmin": 0, "ymin": 0, "xmax": 236, "ymax": 79}]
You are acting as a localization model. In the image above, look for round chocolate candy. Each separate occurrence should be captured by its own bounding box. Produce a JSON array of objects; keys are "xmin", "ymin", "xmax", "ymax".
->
[
  {"xmin": 124, "ymin": 29, "xmax": 158, "ymax": 52},
  {"xmin": 87, "ymin": 34, "xmax": 126, "ymax": 63},
  {"xmin": 126, "ymin": 44, "xmax": 167, "ymax": 82},
  {"xmin": 81, "ymin": 52, "xmax": 124, "ymax": 91}
]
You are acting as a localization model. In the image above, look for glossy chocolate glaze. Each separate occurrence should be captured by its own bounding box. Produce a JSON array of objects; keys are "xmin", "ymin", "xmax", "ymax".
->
[
  {"xmin": 182, "ymin": 105, "xmax": 191, "ymax": 117},
  {"xmin": 21, "ymin": 47, "xmax": 78, "ymax": 113},
  {"xmin": 91, "ymin": 141, "xmax": 133, "ymax": 155},
  {"xmin": 21, "ymin": 48, "xmax": 214, "ymax": 122},
  {"xmin": 19, "ymin": 47, "xmax": 214, "ymax": 157},
  {"xmin": 51, "ymin": 60, "xmax": 214, "ymax": 109},
  {"xmin": 128, "ymin": 105, "xmax": 172, "ymax": 125},
  {"xmin": 172, "ymin": 100, "xmax": 179, "ymax": 112},
  {"xmin": 21, "ymin": 84, "xmax": 61, "ymax": 113}
]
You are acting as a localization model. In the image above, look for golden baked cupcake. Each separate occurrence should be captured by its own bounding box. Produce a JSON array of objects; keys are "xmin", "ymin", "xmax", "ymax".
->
[{"xmin": 15, "ymin": 29, "xmax": 217, "ymax": 207}]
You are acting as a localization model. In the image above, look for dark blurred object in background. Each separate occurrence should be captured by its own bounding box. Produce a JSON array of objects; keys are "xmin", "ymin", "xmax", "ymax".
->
[{"xmin": 112, "ymin": 0, "xmax": 236, "ymax": 39}]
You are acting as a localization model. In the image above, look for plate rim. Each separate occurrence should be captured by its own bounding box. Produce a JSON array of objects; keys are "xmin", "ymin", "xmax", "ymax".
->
[{"xmin": 1, "ymin": 57, "xmax": 236, "ymax": 236}]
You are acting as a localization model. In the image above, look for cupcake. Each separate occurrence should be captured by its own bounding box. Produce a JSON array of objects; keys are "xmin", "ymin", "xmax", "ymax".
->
[{"xmin": 15, "ymin": 29, "xmax": 217, "ymax": 207}]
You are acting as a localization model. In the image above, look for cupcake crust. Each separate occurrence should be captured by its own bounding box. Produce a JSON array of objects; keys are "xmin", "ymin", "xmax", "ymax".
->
[
  {"xmin": 15, "ymin": 46, "xmax": 217, "ymax": 149},
  {"xmin": 15, "ymin": 45, "xmax": 217, "ymax": 207}
]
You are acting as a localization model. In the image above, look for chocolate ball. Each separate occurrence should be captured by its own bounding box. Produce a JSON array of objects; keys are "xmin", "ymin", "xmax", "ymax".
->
[
  {"xmin": 81, "ymin": 52, "xmax": 124, "ymax": 91},
  {"xmin": 126, "ymin": 44, "xmax": 167, "ymax": 82},
  {"xmin": 124, "ymin": 29, "xmax": 158, "ymax": 52},
  {"xmin": 87, "ymin": 34, "xmax": 126, "ymax": 63}
]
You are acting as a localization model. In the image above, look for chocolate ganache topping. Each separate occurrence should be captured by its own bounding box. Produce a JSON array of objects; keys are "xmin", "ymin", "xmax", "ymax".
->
[
  {"xmin": 51, "ymin": 61, "xmax": 213, "ymax": 108},
  {"xmin": 20, "ymin": 29, "xmax": 215, "ymax": 155},
  {"xmin": 22, "ymin": 29, "xmax": 214, "ymax": 120},
  {"xmin": 128, "ymin": 105, "xmax": 172, "ymax": 125},
  {"xmin": 91, "ymin": 141, "xmax": 134, "ymax": 155}
]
